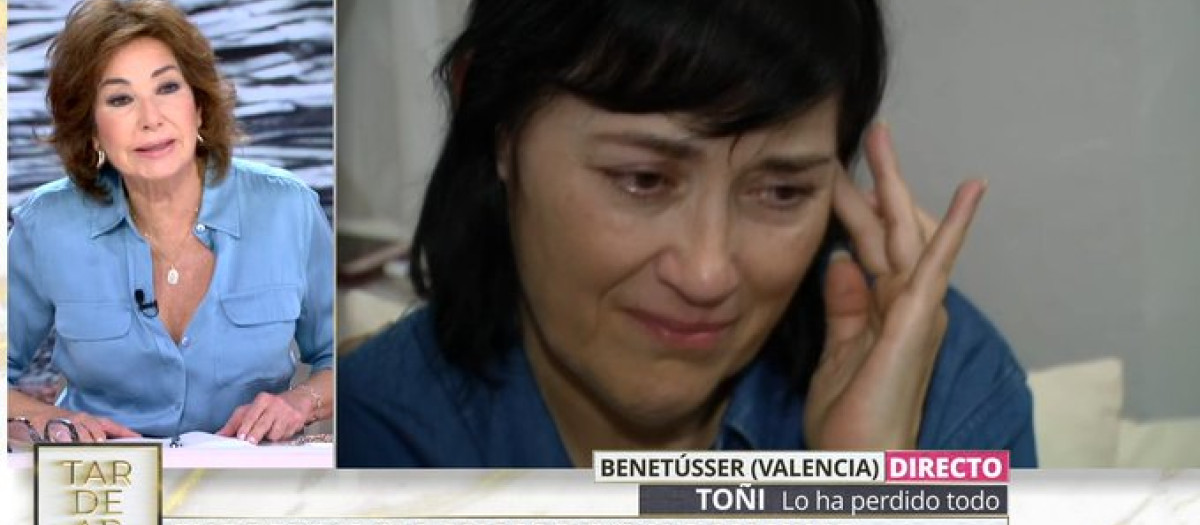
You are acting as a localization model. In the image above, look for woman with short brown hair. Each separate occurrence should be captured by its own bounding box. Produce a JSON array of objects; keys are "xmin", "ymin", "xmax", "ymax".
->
[{"xmin": 8, "ymin": 0, "xmax": 334, "ymax": 446}]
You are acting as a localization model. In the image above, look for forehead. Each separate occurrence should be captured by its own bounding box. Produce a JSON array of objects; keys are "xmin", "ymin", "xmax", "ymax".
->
[
  {"xmin": 100, "ymin": 37, "xmax": 180, "ymax": 79},
  {"xmin": 526, "ymin": 95, "xmax": 840, "ymax": 156}
]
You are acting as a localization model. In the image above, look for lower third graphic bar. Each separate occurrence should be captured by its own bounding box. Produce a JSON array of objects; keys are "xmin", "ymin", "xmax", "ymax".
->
[{"xmin": 640, "ymin": 484, "xmax": 1006, "ymax": 516}]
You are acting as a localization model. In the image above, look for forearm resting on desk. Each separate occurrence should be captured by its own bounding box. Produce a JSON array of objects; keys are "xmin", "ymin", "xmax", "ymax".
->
[
  {"xmin": 283, "ymin": 370, "xmax": 333, "ymax": 424},
  {"xmin": 8, "ymin": 387, "xmax": 60, "ymax": 426},
  {"xmin": 214, "ymin": 370, "xmax": 334, "ymax": 444},
  {"xmin": 7, "ymin": 388, "xmax": 140, "ymax": 442}
]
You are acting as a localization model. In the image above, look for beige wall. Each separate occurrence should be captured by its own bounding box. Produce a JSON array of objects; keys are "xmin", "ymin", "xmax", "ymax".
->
[
  {"xmin": 336, "ymin": 0, "xmax": 469, "ymax": 241},
  {"xmin": 877, "ymin": 1, "xmax": 1200, "ymax": 420}
]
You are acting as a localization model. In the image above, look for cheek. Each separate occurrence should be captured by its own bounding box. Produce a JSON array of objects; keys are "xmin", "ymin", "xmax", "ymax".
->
[
  {"xmin": 512, "ymin": 176, "xmax": 653, "ymax": 305},
  {"xmin": 510, "ymin": 133, "xmax": 661, "ymax": 299},
  {"xmin": 180, "ymin": 85, "xmax": 201, "ymax": 123},
  {"xmin": 736, "ymin": 199, "xmax": 832, "ymax": 302},
  {"xmin": 93, "ymin": 111, "xmax": 125, "ymax": 146},
  {"xmin": 176, "ymin": 96, "xmax": 201, "ymax": 125}
]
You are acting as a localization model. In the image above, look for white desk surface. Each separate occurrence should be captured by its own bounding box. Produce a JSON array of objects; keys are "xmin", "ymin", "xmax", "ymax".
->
[{"xmin": 8, "ymin": 444, "xmax": 333, "ymax": 469}]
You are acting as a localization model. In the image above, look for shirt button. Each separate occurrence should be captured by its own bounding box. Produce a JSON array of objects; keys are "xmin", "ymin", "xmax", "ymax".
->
[
  {"xmin": 181, "ymin": 336, "xmax": 191, "ymax": 348},
  {"xmin": 195, "ymin": 224, "xmax": 206, "ymax": 232}
]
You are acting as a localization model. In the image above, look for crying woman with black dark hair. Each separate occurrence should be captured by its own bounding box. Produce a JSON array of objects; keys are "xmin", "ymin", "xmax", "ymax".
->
[{"xmin": 337, "ymin": 0, "xmax": 1037, "ymax": 467}]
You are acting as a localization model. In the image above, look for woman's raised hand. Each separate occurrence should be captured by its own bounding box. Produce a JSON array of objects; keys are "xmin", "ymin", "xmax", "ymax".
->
[{"xmin": 805, "ymin": 122, "xmax": 987, "ymax": 450}]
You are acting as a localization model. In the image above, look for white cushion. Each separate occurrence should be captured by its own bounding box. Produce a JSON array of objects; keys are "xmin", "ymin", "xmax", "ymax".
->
[
  {"xmin": 1027, "ymin": 357, "xmax": 1124, "ymax": 467},
  {"xmin": 1117, "ymin": 417, "xmax": 1200, "ymax": 468},
  {"xmin": 336, "ymin": 286, "xmax": 413, "ymax": 348}
]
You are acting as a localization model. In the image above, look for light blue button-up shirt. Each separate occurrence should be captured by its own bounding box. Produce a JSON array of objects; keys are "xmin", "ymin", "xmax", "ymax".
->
[{"xmin": 8, "ymin": 158, "xmax": 334, "ymax": 438}]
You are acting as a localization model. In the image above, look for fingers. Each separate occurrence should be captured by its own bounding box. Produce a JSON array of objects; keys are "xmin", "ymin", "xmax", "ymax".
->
[
  {"xmin": 51, "ymin": 418, "xmax": 96, "ymax": 443},
  {"xmin": 865, "ymin": 122, "xmax": 924, "ymax": 271},
  {"xmin": 913, "ymin": 201, "xmax": 938, "ymax": 243},
  {"xmin": 245, "ymin": 411, "xmax": 277, "ymax": 444},
  {"xmin": 69, "ymin": 416, "xmax": 107, "ymax": 443},
  {"xmin": 823, "ymin": 249, "xmax": 873, "ymax": 345},
  {"xmin": 873, "ymin": 180, "xmax": 984, "ymax": 361},
  {"xmin": 45, "ymin": 413, "xmax": 138, "ymax": 443},
  {"xmin": 216, "ymin": 406, "xmax": 246, "ymax": 437},
  {"xmin": 806, "ymin": 125, "xmax": 987, "ymax": 452},
  {"xmin": 235, "ymin": 396, "xmax": 270, "ymax": 443},
  {"xmin": 224, "ymin": 393, "xmax": 307, "ymax": 444},
  {"xmin": 833, "ymin": 174, "xmax": 890, "ymax": 276},
  {"xmin": 99, "ymin": 420, "xmax": 141, "ymax": 439},
  {"xmin": 868, "ymin": 188, "xmax": 937, "ymax": 243},
  {"xmin": 911, "ymin": 179, "xmax": 987, "ymax": 298},
  {"xmin": 841, "ymin": 123, "xmax": 960, "ymax": 280}
]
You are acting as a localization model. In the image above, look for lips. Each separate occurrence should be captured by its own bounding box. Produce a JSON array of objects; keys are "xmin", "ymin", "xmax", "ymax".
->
[
  {"xmin": 626, "ymin": 308, "xmax": 735, "ymax": 351},
  {"xmin": 134, "ymin": 139, "xmax": 176, "ymax": 156}
]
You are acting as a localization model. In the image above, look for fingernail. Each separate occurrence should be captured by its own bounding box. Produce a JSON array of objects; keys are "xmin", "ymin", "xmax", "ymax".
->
[
  {"xmin": 237, "ymin": 433, "xmax": 245, "ymax": 440},
  {"xmin": 977, "ymin": 178, "xmax": 990, "ymax": 201},
  {"xmin": 829, "ymin": 248, "xmax": 853, "ymax": 262},
  {"xmin": 247, "ymin": 436, "xmax": 258, "ymax": 445}
]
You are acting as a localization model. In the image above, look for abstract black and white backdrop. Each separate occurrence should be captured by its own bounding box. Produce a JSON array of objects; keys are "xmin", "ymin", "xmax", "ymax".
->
[{"xmin": 7, "ymin": 0, "xmax": 334, "ymax": 218}]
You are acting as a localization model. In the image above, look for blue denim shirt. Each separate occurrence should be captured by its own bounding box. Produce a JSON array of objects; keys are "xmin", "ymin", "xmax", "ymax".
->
[
  {"xmin": 8, "ymin": 158, "xmax": 334, "ymax": 437},
  {"xmin": 338, "ymin": 289, "xmax": 1037, "ymax": 467}
]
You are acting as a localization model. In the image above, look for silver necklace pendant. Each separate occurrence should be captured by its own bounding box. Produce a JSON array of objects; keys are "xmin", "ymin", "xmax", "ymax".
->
[{"xmin": 167, "ymin": 266, "xmax": 180, "ymax": 286}]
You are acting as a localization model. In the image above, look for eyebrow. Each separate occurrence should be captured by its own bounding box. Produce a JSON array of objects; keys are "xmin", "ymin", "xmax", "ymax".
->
[
  {"xmin": 593, "ymin": 130, "xmax": 834, "ymax": 174},
  {"xmin": 99, "ymin": 65, "xmax": 180, "ymax": 88},
  {"xmin": 590, "ymin": 131, "xmax": 702, "ymax": 160},
  {"xmin": 751, "ymin": 154, "xmax": 835, "ymax": 175}
]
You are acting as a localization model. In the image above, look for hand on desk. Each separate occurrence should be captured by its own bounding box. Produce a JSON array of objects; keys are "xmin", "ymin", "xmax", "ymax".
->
[
  {"xmin": 10, "ymin": 388, "xmax": 140, "ymax": 443},
  {"xmin": 217, "ymin": 391, "xmax": 309, "ymax": 444},
  {"xmin": 18, "ymin": 409, "xmax": 141, "ymax": 444}
]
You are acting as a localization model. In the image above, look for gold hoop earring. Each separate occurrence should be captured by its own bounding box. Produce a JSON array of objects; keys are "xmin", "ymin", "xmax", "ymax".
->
[
  {"xmin": 95, "ymin": 149, "xmax": 106, "ymax": 169},
  {"xmin": 196, "ymin": 132, "xmax": 205, "ymax": 144}
]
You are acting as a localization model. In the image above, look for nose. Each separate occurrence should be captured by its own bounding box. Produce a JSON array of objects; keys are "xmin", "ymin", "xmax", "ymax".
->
[
  {"xmin": 656, "ymin": 203, "xmax": 739, "ymax": 306},
  {"xmin": 137, "ymin": 99, "xmax": 163, "ymax": 130}
]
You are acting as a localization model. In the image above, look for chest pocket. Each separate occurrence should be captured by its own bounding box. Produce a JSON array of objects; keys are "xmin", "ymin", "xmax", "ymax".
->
[
  {"xmin": 52, "ymin": 302, "xmax": 136, "ymax": 394},
  {"xmin": 220, "ymin": 285, "xmax": 302, "ymax": 326},
  {"xmin": 215, "ymin": 285, "xmax": 301, "ymax": 389},
  {"xmin": 56, "ymin": 302, "xmax": 133, "ymax": 341}
]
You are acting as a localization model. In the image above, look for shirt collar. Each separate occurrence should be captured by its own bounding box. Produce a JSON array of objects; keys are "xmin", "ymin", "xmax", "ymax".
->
[
  {"xmin": 88, "ymin": 168, "xmax": 130, "ymax": 238},
  {"xmin": 716, "ymin": 348, "xmax": 807, "ymax": 450},
  {"xmin": 87, "ymin": 161, "xmax": 242, "ymax": 239},
  {"xmin": 198, "ymin": 162, "xmax": 241, "ymax": 238}
]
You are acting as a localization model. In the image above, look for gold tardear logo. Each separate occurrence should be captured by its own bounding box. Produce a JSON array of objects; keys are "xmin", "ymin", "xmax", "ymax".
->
[{"xmin": 35, "ymin": 444, "xmax": 162, "ymax": 525}]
